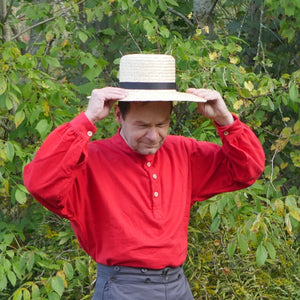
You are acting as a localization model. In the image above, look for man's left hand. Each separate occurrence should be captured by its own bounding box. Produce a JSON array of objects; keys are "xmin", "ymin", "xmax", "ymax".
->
[{"xmin": 186, "ymin": 88, "xmax": 234, "ymax": 126}]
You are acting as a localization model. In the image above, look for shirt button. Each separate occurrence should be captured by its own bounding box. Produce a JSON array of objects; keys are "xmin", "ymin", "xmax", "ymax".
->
[
  {"xmin": 152, "ymin": 174, "xmax": 157, "ymax": 179},
  {"xmin": 87, "ymin": 131, "xmax": 93, "ymax": 137},
  {"xmin": 146, "ymin": 162, "xmax": 151, "ymax": 167},
  {"xmin": 154, "ymin": 192, "xmax": 159, "ymax": 197},
  {"xmin": 223, "ymin": 131, "xmax": 229, "ymax": 136}
]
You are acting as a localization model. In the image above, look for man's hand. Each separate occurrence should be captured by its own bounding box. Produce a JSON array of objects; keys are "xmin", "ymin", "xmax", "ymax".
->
[
  {"xmin": 85, "ymin": 87, "xmax": 128, "ymax": 124},
  {"xmin": 186, "ymin": 88, "xmax": 234, "ymax": 126}
]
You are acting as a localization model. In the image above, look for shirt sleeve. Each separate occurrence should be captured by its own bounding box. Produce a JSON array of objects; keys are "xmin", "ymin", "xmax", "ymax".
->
[
  {"xmin": 23, "ymin": 112, "xmax": 97, "ymax": 219},
  {"xmin": 190, "ymin": 114, "xmax": 265, "ymax": 203}
]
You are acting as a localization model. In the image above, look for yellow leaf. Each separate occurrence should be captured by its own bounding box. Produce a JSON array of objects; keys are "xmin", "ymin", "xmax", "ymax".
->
[
  {"xmin": 250, "ymin": 213, "xmax": 262, "ymax": 233},
  {"xmin": 282, "ymin": 117, "xmax": 290, "ymax": 122},
  {"xmin": 239, "ymin": 66, "xmax": 246, "ymax": 74},
  {"xmin": 42, "ymin": 100, "xmax": 50, "ymax": 117},
  {"xmin": 61, "ymin": 39, "xmax": 68, "ymax": 48},
  {"xmin": 203, "ymin": 26, "xmax": 209, "ymax": 34},
  {"xmin": 280, "ymin": 162, "xmax": 288, "ymax": 169},
  {"xmin": 294, "ymin": 120, "xmax": 300, "ymax": 133},
  {"xmin": 290, "ymin": 210, "xmax": 300, "ymax": 222},
  {"xmin": 244, "ymin": 81, "xmax": 254, "ymax": 92},
  {"xmin": 285, "ymin": 214, "xmax": 293, "ymax": 235},
  {"xmin": 209, "ymin": 51, "xmax": 218, "ymax": 60},
  {"xmin": 274, "ymin": 199, "xmax": 284, "ymax": 216},
  {"xmin": 233, "ymin": 99, "xmax": 243, "ymax": 110},
  {"xmin": 57, "ymin": 271, "xmax": 68, "ymax": 288},
  {"xmin": 229, "ymin": 56, "xmax": 239, "ymax": 64}
]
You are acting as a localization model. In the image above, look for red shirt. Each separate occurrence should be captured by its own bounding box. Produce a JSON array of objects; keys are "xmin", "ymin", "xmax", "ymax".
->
[{"xmin": 24, "ymin": 112, "xmax": 265, "ymax": 269}]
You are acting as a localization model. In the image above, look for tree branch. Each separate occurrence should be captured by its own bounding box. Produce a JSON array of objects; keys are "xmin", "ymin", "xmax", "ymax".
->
[
  {"xmin": 10, "ymin": 0, "xmax": 88, "ymax": 41},
  {"xmin": 167, "ymin": 6, "xmax": 194, "ymax": 28},
  {"xmin": 3, "ymin": 0, "xmax": 14, "ymax": 23},
  {"xmin": 11, "ymin": 15, "xmax": 58, "ymax": 40}
]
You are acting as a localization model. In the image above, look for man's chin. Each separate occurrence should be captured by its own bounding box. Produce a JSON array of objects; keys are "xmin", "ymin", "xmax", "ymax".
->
[{"xmin": 137, "ymin": 147, "xmax": 160, "ymax": 155}]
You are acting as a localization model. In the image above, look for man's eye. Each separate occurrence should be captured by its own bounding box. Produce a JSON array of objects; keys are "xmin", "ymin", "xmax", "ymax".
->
[{"xmin": 157, "ymin": 123, "xmax": 169, "ymax": 128}]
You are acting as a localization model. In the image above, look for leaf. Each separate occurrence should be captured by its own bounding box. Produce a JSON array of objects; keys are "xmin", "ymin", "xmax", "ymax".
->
[
  {"xmin": 26, "ymin": 252, "xmax": 35, "ymax": 272},
  {"xmin": 237, "ymin": 233, "xmax": 248, "ymax": 254},
  {"xmin": 32, "ymin": 283, "xmax": 40, "ymax": 298},
  {"xmin": 244, "ymin": 81, "xmax": 254, "ymax": 92},
  {"xmin": 102, "ymin": 28, "xmax": 115, "ymax": 36},
  {"xmin": 12, "ymin": 288, "xmax": 22, "ymax": 300},
  {"xmin": 290, "ymin": 150, "xmax": 300, "ymax": 168},
  {"xmin": 289, "ymin": 207, "xmax": 300, "ymax": 222},
  {"xmin": 265, "ymin": 241, "xmax": 276, "ymax": 260},
  {"xmin": 5, "ymin": 141, "xmax": 15, "ymax": 161},
  {"xmin": 285, "ymin": 195, "xmax": 297, "ymax": 208},
  {"xmin": 209, "ymin": 202, "xmax": 218, "ymax": 219},
  {"xmin": 227, "ymin": 239, "xmax": 237, "ymax": 258},
  {"xmin": 51, "ymin": 276, "xmax": 65, "ymax": 297},
  {"xmin": 23, "ymin": 288, "xmax": 31, "ymax": 300},
  {"xmin": 15, "ymin": 189, "xmax": 27, "ymax": 205},
  {"xmin": 210, "ymin": 216, "xmax": 221, "ymax": 233},
  {"xmin": 148, "ymin": 0, "xmax": 158, "ymax": 14},
  {"xmin": 285, "ymin": 213, "xmax": 293, "ymax": 235},
  {"xmin": 57, "ymin": 270, "xmax": 68, "ymax": 288},
  {"xmin": 233, "ymin": 99, "xmax": 243, "ymax": 110},
  {"xmin": 7, "ymin": 270, "xmax": 17, "ymax": 286},
  {"xmin": 63, "ymin": 262, "xmax": 74, "ymax": 280},
  {"xmin": 35, "ymin": 119, "xmax": 52, "ymax": 139},
  {"xmin": 209, "ymin": 51, "xmax": 218, "ymax": 60},
  {"xmin": 159, "ymin": 0, "xmax": 168, "ymax": 11},
  {"xmin": 79, "ymin": 31, "xmax": 88, "ymax": 43},
  {"xmin": 274, "ymin": 199, "xmax": 284, "ymax": 216},
  {"xmin": 250, "ymin": 213, "xmax": 262, "ymax": 233},
  {"xmin": 166, "ymin": 0, "xmax": 178, "ymax": 6},
  {"xmin": 0, "ymin": 76, "xmax": 7, "ymax": 95},
  {"xmin": 6, "ymin": 96, "xmax": 13, "ymax": 110},
  {"xmin": 41, "ymin": 56, "xmax": 61, "ymax": 68},
  {"xmin": 294, "ymin": 120, "xmax": 300, "ymax": 133},
  {"xmin": 14, "ymin": 110, "xmax": 25, "ymax": 128},
  {"xmin": 0, "ymin": 274, "xmax": 7, "ymax": 291},
  {"xmin": 48, "ymin": 291, "xmax": 60, "ymax": 300},
  {"xmin": 289, "ymin": 82, "xmax": 299, "ymax": 102},
  {"xmin": 75, "ymin": 259, "xmax": 88, "ymax": 277},
  {"xmin": 256, "ymin": 244, "xmax": 267, "ymax": 267},
  {"xmin": 83, "ymin": 65, "xmax": 103, "ymax": 81}
]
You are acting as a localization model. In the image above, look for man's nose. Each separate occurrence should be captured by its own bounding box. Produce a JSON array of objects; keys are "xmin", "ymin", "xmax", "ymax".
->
[{"xmin": 145, "ymin": 127, "xmax": 159, "ymax": 141}]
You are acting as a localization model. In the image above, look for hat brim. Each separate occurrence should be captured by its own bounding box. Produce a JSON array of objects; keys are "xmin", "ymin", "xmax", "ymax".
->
[{"xmin": 119, "ymin": 89, "xmax": 206, "ymax": 102}]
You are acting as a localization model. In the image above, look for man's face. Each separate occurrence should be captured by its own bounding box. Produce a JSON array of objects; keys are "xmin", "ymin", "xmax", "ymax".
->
[{"xmin": 115, "ymin": 101, "xmax": 172, "ymax": 155}]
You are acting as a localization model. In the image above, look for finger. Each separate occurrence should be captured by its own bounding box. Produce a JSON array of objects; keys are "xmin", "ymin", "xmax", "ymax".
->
[{"xmin": 187, "ymin": 88, "xmax": 220, "ymax": 101}]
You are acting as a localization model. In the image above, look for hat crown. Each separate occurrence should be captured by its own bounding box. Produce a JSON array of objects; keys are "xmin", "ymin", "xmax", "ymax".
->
[{"xmin": 119, "ymin": 54, "xmax": 175, "ymax": 83}]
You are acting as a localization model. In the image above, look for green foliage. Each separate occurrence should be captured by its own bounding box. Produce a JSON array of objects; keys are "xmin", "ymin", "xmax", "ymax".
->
[{"xmin": 0, "ymin": 0, "xmax": 299, "ymax": 299}]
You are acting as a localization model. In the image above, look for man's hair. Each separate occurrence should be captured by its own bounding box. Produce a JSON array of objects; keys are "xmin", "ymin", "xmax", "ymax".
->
[
  {"xmin": 118, "ymin": 101, "xmax": 173, "ymax": 120},
  {"xmin": 118, "ymin": 101, "xmax": 131, "ymax": 119}
]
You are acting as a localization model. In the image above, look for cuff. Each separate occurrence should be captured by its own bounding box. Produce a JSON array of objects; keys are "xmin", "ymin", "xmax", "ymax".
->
[
  {"xmin": 215, "ymin": 114, "xmax": 243, "ymax": 138},
  {"xmin": 69, "ymin": 112, "xmax": 97, "ymax": 139}
]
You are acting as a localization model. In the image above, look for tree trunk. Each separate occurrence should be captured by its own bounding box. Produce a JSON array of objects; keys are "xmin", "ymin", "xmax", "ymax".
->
[
  {"xmin": 193, "ymin": 0, "xmax": 218, "ymax": 35},
  {"xmin": 0, "ymin": 0, "xmax": 12, "ymax": 41}
]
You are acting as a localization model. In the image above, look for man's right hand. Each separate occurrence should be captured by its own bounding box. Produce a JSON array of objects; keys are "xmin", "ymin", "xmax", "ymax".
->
[{"xmin": 85, "ymin": 87, "xmax": 128, "ymax": 124}]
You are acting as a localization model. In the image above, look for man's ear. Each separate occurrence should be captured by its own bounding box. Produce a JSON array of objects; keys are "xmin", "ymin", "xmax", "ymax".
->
[{"xmin": 114, "ymin": 105, "xmax": 123, "ymax": 125}]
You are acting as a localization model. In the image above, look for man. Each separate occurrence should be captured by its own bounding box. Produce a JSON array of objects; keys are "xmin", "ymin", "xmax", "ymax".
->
[{"xmin": 24, "ymin": 54, "xmax": 265, "ymax": 299}]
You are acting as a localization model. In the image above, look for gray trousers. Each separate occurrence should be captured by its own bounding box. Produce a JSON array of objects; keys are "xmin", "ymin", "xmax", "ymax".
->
[{"xmin": 92, "ymin": 264, "xmax": 194, "ymax": 300}]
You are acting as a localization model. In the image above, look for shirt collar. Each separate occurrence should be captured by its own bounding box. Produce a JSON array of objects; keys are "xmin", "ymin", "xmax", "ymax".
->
[{"xmin": 111, "ymin": 128, "xmax": 156, "ymax": 163}]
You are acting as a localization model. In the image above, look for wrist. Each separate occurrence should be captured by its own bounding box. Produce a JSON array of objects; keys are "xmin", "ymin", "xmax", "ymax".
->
[
  {"xmin": 214, "ymin": 113, "xmax": 234, "ymax": 126},
  {"xmin": 84, "ymin": 111, "xmax": 98, "ymax": 124}
]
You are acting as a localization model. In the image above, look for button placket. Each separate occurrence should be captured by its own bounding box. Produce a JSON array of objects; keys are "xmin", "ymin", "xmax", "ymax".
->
[{"xmin": 144, "ymin": 160, "xmax": 162, "ymax": 219}]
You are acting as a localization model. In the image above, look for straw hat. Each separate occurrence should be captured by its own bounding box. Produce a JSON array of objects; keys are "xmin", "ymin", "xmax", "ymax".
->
[{"xmin": 118, "ymin": 54, "xmax": 206, "ymax": 102}]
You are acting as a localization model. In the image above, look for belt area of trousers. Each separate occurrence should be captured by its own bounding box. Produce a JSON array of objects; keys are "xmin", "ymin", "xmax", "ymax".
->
[{"xmin": 97, "ymin": 264, "xmax": 183, "ymax": 284}]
